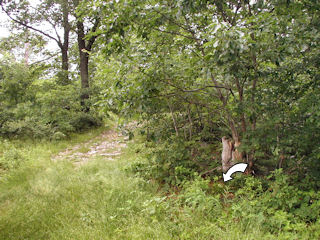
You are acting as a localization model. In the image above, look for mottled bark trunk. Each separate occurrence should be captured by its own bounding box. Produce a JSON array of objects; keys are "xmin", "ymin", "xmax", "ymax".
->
[
  {"xmin": 222, "ymin": 136, "xmax": 234, "ymax": 172},
  {"xmin": 79, "ymin": 50, "xmax": 90, "ymax": 106},
  {"xmin": 75, "ymin": 12, "xmax": 99, "ymax": 111},
  {"xmin": 60, "ymin": 0, "xmax": 70, "ymax": 85},
  {"xmin": 55, "ymin": 0, "xmax": 71, "ymax": 85},
  {"xmin": 60, "ymin": 46, "xmax": 69, "ymax": 85},
  {"xmin": 168, "ymin": 102, "xmax": 179, "ymax": 136},
  {"xmin": 187, "ymin": 106, "xmax": 193, "ymax": 140},
  {"xmin": 229, "ymin": 118, "xmax": 243, "ymax": 162},
  {"xmin": 76, "ymin": 20, "xmax": 90, "ymax": 110},
  {"xmin": 24, "ymin": 42, "xmax": 30, "ymax": 66}
]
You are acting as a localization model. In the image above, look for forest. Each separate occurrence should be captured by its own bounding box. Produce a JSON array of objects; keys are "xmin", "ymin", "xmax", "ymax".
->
[{"xmin": 0, "ymin": 0, "xmax": 320, "ymax": 239}]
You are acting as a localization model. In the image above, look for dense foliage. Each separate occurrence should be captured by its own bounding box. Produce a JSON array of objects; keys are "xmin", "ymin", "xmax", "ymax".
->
[
  {"xmin": 0, "ymin": 55, "xmax": 101, "ymax": 140},
  {"xmin": 1, "ymin": 0, "xmax": 320, "ymax": 238},
  {"xmin": 93, "ymin": 0, "xmax": 320, "ymax": 181}
]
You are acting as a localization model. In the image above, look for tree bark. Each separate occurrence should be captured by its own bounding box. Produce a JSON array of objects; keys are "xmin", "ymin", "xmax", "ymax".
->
[
  {"xmin": 76, "ymin": 20, "xmax": 90, "ymax": 109},
  {"xmin": 24, "ymin": 42, "xmax": 30, "ymax": 66},
  {"xmin": 187, "ymin": 105, "xmax": 193, "ymax": 140},
  {"xmin": 168, "ymin": 101, "xmax": 179, "ymax": 136},
  {"xmin": 222, "ymin": 136, "xmax": 234, "ymax": 172},
  {"xmin": 79, "ymin": 50, "xmax": 90, "ymax": 107},
  {"xmin": 75, "ymin": 13, "xmax": 100, "ymax": 110},
  {"xmin": 60, "ymin": 0, "xmax": 70, "ymax": 85},
  {"xmin": 60, "ymin": 45, "xmax": 69, "ymax": 84},
  {"xmin": 1, "ymin": 0, "xmax": 71, "ymax": 85}
]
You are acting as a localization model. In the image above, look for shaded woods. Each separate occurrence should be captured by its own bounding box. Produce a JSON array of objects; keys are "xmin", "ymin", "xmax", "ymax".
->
[
  {"xmin": 97, "ymin": 0, "xmax": 320, "ymax": 179},
  {"xmin": 1, "ymin": 0, "xmax": 320, "ymax": 239}
]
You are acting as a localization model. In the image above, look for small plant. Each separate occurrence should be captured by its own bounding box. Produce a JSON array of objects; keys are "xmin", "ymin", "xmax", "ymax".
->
[
  {"xmin": 52, "ymin": 131, "xmax": 67, "ymax": 141},
  {"xmin": 0, "ymin": 141, "xmax": 27, "ymax": 171}
]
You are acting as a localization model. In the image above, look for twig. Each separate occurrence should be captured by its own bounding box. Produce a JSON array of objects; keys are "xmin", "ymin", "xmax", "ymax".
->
[{"xmin": 201, "ymin": 166, "xmax": 221, "ymax": 177}]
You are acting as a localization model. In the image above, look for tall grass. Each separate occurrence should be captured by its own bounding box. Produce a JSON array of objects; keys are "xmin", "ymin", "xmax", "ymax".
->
[{"xmin": 0, "ymin": 129, "xmax": 318, "ymax": 239}]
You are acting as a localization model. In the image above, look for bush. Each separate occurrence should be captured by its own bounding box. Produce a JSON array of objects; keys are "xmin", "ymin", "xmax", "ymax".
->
[
  {"xmin": 227, "ymin": 170, "xmax": 320, "ymax": 235},
  {"xmin": 1, "ymin": 118, "xmax": 53, "ymax": 139},
  {"xmin": 130, "ymin": 136, "xmax": 198, "ymax": 186},
  {"xmin": 0, "ymin": 141, "xmax": 27, "ymax": 171},
  {"xmin": 70, "ymin": 112, "xmax": 102, "ymax": 131},
  {"xmin": 0, "ymin": 58, "xmax": 104, "ymax": 140},
  {"xmin": 178, "ymin": 175, "xmax": 222, "ymax": 213}
]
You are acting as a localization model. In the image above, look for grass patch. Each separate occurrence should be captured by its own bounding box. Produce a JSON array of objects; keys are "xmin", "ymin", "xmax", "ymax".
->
[
  {"xmin": 0, "ymin": 128, "xmax": 319, "ymax": 239},
  {"xmin": 77, "ymin": 146, "xmax": 91, "ymax": 154}
]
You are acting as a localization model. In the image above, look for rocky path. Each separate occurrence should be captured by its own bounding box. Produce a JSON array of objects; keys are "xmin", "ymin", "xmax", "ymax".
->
[{"xmin": 52, "ymin": 130, "xmax": 127, "ymax": 166}]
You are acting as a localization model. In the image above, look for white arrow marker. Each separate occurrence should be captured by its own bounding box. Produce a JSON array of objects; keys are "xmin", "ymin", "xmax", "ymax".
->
[{"xmin": 223, "ymin": 163, "xmax": 248, "ymax": 182}]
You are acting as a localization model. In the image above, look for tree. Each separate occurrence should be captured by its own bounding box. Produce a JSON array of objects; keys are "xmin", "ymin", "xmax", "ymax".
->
[
  {"xmin": 1, "ymin": 0, "xmax": 103, "ymax": 110},
  {"xmin": 95, "ymin": 0, "xmax": 320, "ymax": 176},
  {"xmin": 72, "ymin": 0, "xmax": 100, "ymax": 109},
  {"xmin": 1, "ymin": 0, "xmax": 71, "ymax": 85}
]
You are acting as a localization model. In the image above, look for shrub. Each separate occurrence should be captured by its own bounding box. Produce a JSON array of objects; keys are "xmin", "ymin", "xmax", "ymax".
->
[
  {"xmin": 179, "ymin": 174, "xmax": 222, "ymax": 213},
  {"xmin": 0, "ymin": 141, "xmax": 27, "ymax": 171},
  {"xmin": 69, "ymin": 112, "xmax": 102, "ymax": 131}
]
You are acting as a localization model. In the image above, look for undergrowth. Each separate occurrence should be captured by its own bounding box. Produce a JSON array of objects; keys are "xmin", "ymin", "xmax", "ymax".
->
[
  {"xmin": 0, "ymin": 128, "xmax": 319, "ymax": 239},
  {"xmin": 126, "ymin": 135, "xmax": 320, "ymax": 239}
]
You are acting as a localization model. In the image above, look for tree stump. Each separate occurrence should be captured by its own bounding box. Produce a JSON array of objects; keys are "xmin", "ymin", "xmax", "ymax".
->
[{"xmin": 221, "ymin": 136, "xmax": 234, "ymax": 172}]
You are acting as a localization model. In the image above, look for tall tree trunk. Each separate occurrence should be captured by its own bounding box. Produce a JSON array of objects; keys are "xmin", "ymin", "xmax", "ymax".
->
[
  {"xmin": 60, "ymin": 0, "xmax": 70, "ymax": 85},
  {"xmin": 24, "ymin": 42, "xmax": 30, "ymax": 66},
  {"xmin": 229, "ymin": 117, "xmax": 243, "ymax": 162},
  {"xmin": 76, "ymin": 20, "xmax": 90, "ymax": 110},
  {"xmin": 168, "ymin": 101, "xmax": 179, "ymax": 136},
  {"xmin": 187, "ymin": 105, "xmax": 193, "ymax": 140},
  {"xmin": 75, "ymin": 10, "xmax": 100, "ymax": 111},
  {"xmin": 60, "ymin": 46, "xmax": 69, "ymax": 84},
  {"xmin": 79, "ymin": 49, "xmax": 90, "ymax": 104},
  {"xmin": 222, "ymin": 136, "xmax": 234, "ymax": 172}
]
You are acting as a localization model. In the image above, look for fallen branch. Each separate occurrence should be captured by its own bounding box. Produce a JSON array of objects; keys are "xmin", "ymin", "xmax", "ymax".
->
[{"xmin": 201, "ymin": 166, "xmax": 221, "ymax": 177}]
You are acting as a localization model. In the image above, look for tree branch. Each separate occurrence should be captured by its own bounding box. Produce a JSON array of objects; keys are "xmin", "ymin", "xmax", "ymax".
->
[
  {"xmin": 153, "ymin": 27, "xmax": 201, "ymax": 41},
  {"xmin": 1, "ymin": 4, "xmax": 61, "ymax": 46},
  {"xmin": 86, "ymin": 17, "xmax": 100, "ymax": 51}
]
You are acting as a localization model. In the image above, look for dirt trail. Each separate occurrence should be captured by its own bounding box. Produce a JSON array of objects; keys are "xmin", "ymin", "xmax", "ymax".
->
[{"xmin": 52, "ymin": 130, "xmax": 127, "ymax": 166}]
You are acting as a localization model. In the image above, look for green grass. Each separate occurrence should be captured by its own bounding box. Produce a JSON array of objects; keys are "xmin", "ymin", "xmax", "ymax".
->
[
  {"xmin": 77, "ymin": 146, "xmax": 91, "ymax": 153},
  {"xmin": 0, "ymin": 128, "xmax": 319, "ymax": 240}
]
